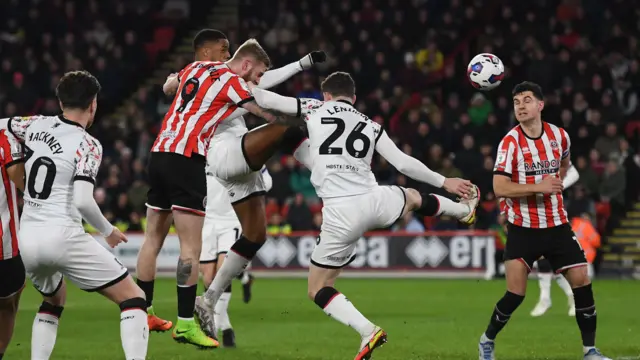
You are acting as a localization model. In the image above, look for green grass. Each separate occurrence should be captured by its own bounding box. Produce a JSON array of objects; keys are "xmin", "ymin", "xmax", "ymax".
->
[{"xmin": 7, "ymin": 278, "xmax": 640, "ymax": 359}]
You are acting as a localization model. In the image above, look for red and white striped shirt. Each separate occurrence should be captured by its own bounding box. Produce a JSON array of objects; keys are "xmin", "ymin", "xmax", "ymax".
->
[
  {"xmin": 152, "ymin": 61, "xmax": 254, "ymax": 157},
  {"xmin": 493, "ymin": 122, "xmax": 570, "ymax": 229},
  {"xmin": 0, "ymin": 129, "xmax": 22, "ymax": 260}
]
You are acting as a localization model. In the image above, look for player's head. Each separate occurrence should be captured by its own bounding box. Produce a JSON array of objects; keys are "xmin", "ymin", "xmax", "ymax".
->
[
  {"xmin": 56, "ymin": 70, "xmax": 101, "ymax": 128},
  {"xmin": 512, "ymin": 81, "xmax": 544, "ymax": 124},
  {"xmin": 228, "ymin": 39, "xmax": 271, "ymax": 84},
  {"xmin": 193, "ymin": 29, "xmax": 229, "ymax": 62},
  {"xmin": 321, "ymin": 72, "xmax": 356, "ymax": 103}
]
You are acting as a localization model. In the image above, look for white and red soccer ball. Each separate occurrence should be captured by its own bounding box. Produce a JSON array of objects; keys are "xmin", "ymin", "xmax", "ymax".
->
[{"xmin": 467, "ymin": 53, "xmax": 505, "ymax": 91}]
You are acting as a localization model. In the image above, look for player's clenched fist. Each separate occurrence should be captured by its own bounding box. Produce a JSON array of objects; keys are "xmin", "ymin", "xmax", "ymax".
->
[
  {"xmin": 443, "ymin": 178, "xmax": 474, "ymax": 199},
  {"xmin": 106, "ymin": 226, "xmax": 128, "ymax": 248},
  {"xmin": 537, "ymin": 176, "xmax": 563, "ymax": 194},
  {"xmin": 299, "ymin": 51, "xmax": 327, "ymax": 69}
]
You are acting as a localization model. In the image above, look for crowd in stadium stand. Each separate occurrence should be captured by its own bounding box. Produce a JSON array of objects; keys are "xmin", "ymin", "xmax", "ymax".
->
[{"xmin": 1, "ymin": 0, "xmax": 639, "ymax": 241}]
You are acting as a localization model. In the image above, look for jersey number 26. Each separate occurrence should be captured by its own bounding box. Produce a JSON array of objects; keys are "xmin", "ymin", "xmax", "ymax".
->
[{"xmin": 319, "ymin": 117, "xmax": 370, "ymax": 158}]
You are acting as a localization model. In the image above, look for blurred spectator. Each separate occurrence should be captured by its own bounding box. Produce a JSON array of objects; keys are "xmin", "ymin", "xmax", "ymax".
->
[
  {"xmin": 599, "ymin": 157, "xmax": 627, "ymax": 217},
  {"xmin": 594, "ymin": 123, "xmax": 623, "ymax": 160},
  {"xmin": 285, "ymin": 194, "xmax": 314, "ymax": 231},
  {"xmin": 267, "ymin": 213, "xmax": 292, "ymax": 235}
]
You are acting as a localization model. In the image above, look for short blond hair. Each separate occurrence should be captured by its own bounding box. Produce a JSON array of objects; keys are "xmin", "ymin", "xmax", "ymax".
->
[{"xmin": 232, "ymin": 38, "xmax": 271, "ymax": 68}]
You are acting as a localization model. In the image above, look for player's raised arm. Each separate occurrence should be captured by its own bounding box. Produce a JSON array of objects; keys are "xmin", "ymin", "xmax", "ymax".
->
[
  {"xmin": 492, "ymin": 137, "xmax": 563, "ymax": 197},
  {"xmin": 1, "ymin": 130, "xmax": 25, "ymax": 191},
  {"xmin": 251, "ymin": 86, "xmax": 324, "ymax": 120},
  {"xmin": 375, "ymin": 129, "xmax": 473, "ymax": 198},
  {"xmin": 257, "ymin": 51, "xmax": 326, "ymax": 89},
  {"xmin": 72, "ymin": 137, "xmax": 125, "ymax": 247}
]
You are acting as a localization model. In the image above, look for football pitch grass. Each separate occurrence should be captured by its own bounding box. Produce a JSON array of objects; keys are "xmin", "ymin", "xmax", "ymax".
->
[{"xmin": 8, "ymin": 278, "xmax": 640, "ymax": 359}]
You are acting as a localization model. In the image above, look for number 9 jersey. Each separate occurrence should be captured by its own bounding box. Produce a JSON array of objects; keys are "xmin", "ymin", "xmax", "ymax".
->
[
  {"xmin": 305, "ymin": 100, "xmax": 383, "ymax": 199},
  {"xmin": 6, "ymin": 115, "xmax": 102, "ymax": 228}
]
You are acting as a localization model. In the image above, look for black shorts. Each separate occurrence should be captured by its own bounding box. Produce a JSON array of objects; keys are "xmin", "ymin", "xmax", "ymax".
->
[
  {"xmin": 505, "ymin": 223, "xmax": 587, "ymax": 274},
  {"xmin": 0, "ymin": 255, "xmax": 26, "ymax": 298},
  {"xmin": 146, "ymin": 152, "xmax": 207, "ymax": 215}
]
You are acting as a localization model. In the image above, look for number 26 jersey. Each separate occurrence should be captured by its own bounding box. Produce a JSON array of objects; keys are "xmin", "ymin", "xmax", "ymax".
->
[
  {"xmin": 304, "ymin": 99, "xmax": 383, "ymax": 199},
  {"xmin": 6, "ymin": 115, "xmax": 102, "ymax": 228}
]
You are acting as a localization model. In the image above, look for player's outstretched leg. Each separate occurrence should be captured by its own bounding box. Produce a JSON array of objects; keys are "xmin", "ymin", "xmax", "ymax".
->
[
  {"xmin": 478, "ymin": 259, "xmax": 527, "ymax": 360},
  {"xmin": 136, "ymin": 208, "xmax": 173, "ymax": 332},
  {"xmin": 410, "ymin": 186, "xmax": 480, "ymax": 224},
  {"xmin": 563, "ymin": 266, "xmax": 610, "ymax": 360},
  {"xmin": 202, "ymin": 124, "xmax": 306, "ymax": 323},
  {"xmin": 31, "ymin": 280, "xmax": 67, "ymax": 360},
  {"xmin": 171, "ymin": 210, "xmax": 218, "ymax": 349},
  {"xmin": 99, "ymin": 275, "xmax": 149, "ymax": 359},
  {"xmin": 308, "ymin": 265, "xmax": 386, "ymax": 360},
  {"xmin": 531, "ymin": 260, "xmax": 553, "ymax": 317},
  {"xmin": 203, "ymin": 196, "xmax": 266, "ymax": 324}
]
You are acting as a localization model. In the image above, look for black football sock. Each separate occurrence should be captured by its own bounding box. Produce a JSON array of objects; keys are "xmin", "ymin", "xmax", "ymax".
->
[
  {"xmin": 573, "ymin": 284, "xmax": 597, "ymax": 347},
  {"xmin": 484, "ymin": 291, "xmax": 525, "ymax": 340},
  {"xmin": 414, "ymin": 193, "xmax": 440, "ymax": 216},
  {"xmin": 136, "ymin": 279, "xmax": 155, "ymax": 309},
  {"xmin": 177, "ymin": 285, "xmax": 197, "ymax": 319}
]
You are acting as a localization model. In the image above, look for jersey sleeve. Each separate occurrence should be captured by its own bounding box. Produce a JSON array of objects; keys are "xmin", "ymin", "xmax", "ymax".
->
[
  {"xmin": 7, "ymin": 115, "xmax": 40, "ymax": 141},
  {"xmin": 226, "ymin": 76, "xmax": 255, "ymax": 106},
  {"xmin": 0, "ymin": 130, "xmax": 23, "ymax": 168},
  {"xmin": 74, "ymin": 136, "xmax": 103, "ymax": 184},
  {"xmin": 493, "ymin": 136, "xmax": 516, "ymax": 177},
  {"xmin": 560, "ymin": 128, "xmax": 571, "ymax": 159},
  {"xmin": 298, "ymin": 98, "xmax": 324, "ymax": 120}
]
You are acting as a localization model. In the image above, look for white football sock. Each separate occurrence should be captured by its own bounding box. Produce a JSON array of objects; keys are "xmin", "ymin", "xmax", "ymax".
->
[
  {"xmin": 205, "ymin": 251, "xmax": 249, "ymax": 306},
  {"xmin": 538, "ymin": 273, "xmax": 552, "ymax": 303},
  {"xmin": 431, "ymin": 194, "xmax": 470, "ymax": 218},
  {"xmin": 31, "ymin": 313, "xmax": 59, "ymax": 360},
  {"xmin": 323, "ymin": 293, "xmax": 375, "ymax": 338},
  {"xmin": 241, "ymin": 262, "xmax": 252, "ymax": 284},
  {"xmin": 120, "ymin": 309, "xmax": 149, "ymax": 360},
  {"xmin": 214, "ymin": 292, "xmax": 232, "ymax": 331},
  {"xmin": 555, "ymin": 274, "xmax": 574, "ymax": 299}
]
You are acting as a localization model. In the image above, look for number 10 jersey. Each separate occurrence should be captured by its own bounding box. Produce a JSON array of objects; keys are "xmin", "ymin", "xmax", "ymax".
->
[
  {"xmin": 304, "ymin": 99, "xmax": 383, "ymax": 199},
  {"xmin": 8, "ymin": 115, "xmax": 102, "ymax": 228}
]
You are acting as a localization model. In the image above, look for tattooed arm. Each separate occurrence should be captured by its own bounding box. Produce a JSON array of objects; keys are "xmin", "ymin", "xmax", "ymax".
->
[{"xmin": 241, "ymin": 101, "xmax": 303, "ymax": 126}]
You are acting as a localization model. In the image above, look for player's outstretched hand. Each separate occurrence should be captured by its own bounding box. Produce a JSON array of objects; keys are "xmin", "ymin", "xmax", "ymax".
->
[
  {"xmin": 299, "ymin": 51, "xmax": 327, "ymax": 69},
  {"xmin": 106, "ymin": 227, "xmax": 128, "ymax": 248},
  {"xmin": 537, "ymin": 176, "xmax": 563, "ymax": 194},
  {"xmin": 443, "ymin": 178, "xmax": 474, "ymax": 198}
]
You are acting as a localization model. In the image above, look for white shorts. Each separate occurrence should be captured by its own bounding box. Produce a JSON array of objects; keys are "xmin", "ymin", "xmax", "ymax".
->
[
  {"xmin": 208, "ymin": 134, "xmax": 266, "ymax": 204},
  {"xmin": 19, "ymin": 225, "xmax": 128, "ymax": 296},
  {"xmin": 311, "ymin": 186, "xmax": 407, "ymax": 268},
  {"xmin": 200, "ymin": 219, "xmax": 241, "ymax": 263}
]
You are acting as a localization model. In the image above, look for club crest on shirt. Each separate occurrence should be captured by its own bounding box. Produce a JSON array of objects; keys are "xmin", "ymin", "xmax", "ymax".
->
[{"xmin": 549, "ymin": 140, "xmax": 559, "ymax": 149}]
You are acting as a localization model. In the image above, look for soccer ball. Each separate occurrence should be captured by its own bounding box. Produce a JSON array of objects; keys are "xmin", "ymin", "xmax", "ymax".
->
[{"xmin": 467, "ymin": 53, "xmax": 505, "ymax": 91}]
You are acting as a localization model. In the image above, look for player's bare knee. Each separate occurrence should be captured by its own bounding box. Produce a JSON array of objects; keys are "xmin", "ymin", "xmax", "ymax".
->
[
  {"xmin": 404, "ymin": 188, "xmax": 422, "ymax": 213},
  {"xmin": 564, "ymin": 266, "xmax": 590, "ymax": 288}
]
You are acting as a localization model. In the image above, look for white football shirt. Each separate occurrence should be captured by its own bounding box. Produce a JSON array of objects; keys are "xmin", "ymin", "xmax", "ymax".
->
[
  {"xmin": 304, "ymin": 100, "xmax": 382, "ymax": 198},
  {"xmin": 7, "ymin": 115, "xmax": 102, "ymax": 228}
]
